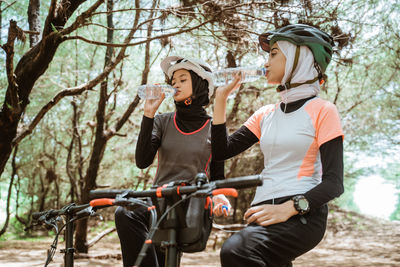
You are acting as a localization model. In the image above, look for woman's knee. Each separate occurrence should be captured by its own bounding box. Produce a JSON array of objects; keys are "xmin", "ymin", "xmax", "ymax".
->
[
  {"xmin": 220, "ymin": 233, "xmax": 243, "ymax": 259},
  {"xmin": 115, "ymin": 206, "xmax": 129, "ymax": 227}
]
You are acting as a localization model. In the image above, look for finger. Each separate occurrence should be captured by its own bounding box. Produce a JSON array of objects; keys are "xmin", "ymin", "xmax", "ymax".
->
[
  {"xmin": 245, "ymin": 210, "xmax": 263, "ymax": 223},
  {"xmin": 233, "ymin": 72, "xmax": 242, "ymax": 81},
  {"xmin": 213, "ymin": 203, "xmax": 223, "ymax": 217},
  {"xmin": 228, "ymin": 76, "xmax": 241, "ymax": 90},
  {"xmin": 155, "ymin": 93, "xmax": 165, "ymax": 105},
  {"xmin": 244, "ymin": 206, "xmax": 261, "ymax": 219},
  {"xmin": 213, "ymin": 209, "xmax": 221, "ymax": 217},
  {"xmin": 243, "ymin": 209, "xmax": 254, "ymax": 220},
  {"xmin": 212, "ymin": 208, "xmax": 220, "ymax": 217},
  {"xmin": 259, "ymin": 218, "xmax": 277, "ymax": 227},
  {"xmin": 255, "ymin": 214, "xmax": 272, "ymax": 225},
  {"xmin": 246, "ymin": 213, "xmax": 258, "ymax": 224},
  {"xmin": 216, "ymin": 204, "xmax": 230, "ymax": 217},
  {"xmin": 222, "ymin": 205, "xmax": 229, "ymax": 216}
]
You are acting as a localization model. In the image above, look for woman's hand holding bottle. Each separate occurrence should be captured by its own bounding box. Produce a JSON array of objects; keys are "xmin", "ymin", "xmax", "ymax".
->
[
  {"xmin": 212, "ymin": 194, "xmax": 232, "ymax": 217},
  {"xmin": 143, "ymin": 92, "xmax": 165, "ymax": 119},
  {"xmin": 213, "ymin": 73, "xmax": 242, "ymax": 125},
  {"xmin": 214, "ymin": 72, "xmax": 242, "ymax": 100}
]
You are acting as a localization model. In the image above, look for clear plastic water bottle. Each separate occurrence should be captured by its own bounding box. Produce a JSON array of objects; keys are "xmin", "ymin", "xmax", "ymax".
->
[
  {"xmin": 137, "ymin": 84, "xmax": 176, "ymax": 99},
  {"xmin": 213, "ymin": 67, "xmax": 267, "ymax": 86}
]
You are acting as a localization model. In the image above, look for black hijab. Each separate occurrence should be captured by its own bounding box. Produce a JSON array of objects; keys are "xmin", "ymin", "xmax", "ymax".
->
[{"xmin": 174, "ymin": 70, "xmax": 211, "ymax": 133}]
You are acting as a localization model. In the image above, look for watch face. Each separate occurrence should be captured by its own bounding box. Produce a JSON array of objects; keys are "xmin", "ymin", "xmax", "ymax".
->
[{"xmin": 298, "ymin": 198, "xmax": 309, "ymax": 210}]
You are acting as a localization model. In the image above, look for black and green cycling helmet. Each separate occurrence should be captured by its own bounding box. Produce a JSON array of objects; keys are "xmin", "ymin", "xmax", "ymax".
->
[{"xmin": 258, "ymin": 24, "xmax": 334, "ymax": 73}]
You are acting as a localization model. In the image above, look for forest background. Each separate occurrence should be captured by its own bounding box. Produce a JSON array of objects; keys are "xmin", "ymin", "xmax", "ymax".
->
[{"xmin": 0, "ymin": 0, "xmax": 399, "ymax": 255}]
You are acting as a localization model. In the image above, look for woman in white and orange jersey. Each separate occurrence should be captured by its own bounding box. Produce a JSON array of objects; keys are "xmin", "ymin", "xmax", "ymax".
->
[{"xmin": 212, "ymin": 24, "xmax": 344, "ymax": 267}]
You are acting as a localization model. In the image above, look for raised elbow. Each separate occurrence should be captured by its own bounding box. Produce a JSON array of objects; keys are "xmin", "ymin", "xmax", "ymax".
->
[
  {"xmin": 135, "ymin": 156, "xmax": 152, "ymax": 169},
  {"xmin": 334, "ymin": 182, "xmax": 345, "ymax": 198}
]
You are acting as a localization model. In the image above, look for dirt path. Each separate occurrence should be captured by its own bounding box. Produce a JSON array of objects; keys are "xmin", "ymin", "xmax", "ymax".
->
[{"xmin": 1, "ymin": 207, "xmax": 399, "ymax": 266}]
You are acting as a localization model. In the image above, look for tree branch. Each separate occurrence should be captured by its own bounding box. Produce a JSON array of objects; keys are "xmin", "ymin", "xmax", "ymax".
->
[
  {"xmin": 13, "ymin": 0, "xmax": 143, "ymax": 145},
  {"xmin": 0, "ymin": 0, "xmax": 16, "ymax": 12},
  {"xmin": 43, "ymin": 0, "xmax": 88, "ymax": 36},
  {"xmin": 105, "ymin": 96, "xmax": 140, "ymax": 140},
  {"xmin": 42, "ymin": 0, "xmax": 57, "ymax": 36},
  {"xmin": 12, "ymin": 86, "xmax": 92, "ymax": 145},
  {"xmin": 87, "ymin": 227, "xmax": 116, "ymax": 248},
  {"xmin": 105, "ymin": 0, "xmax": 157, "ymax": 140},
  {"xmin": 59, "ymin": 0, "xmax": 105, "ymax": 36},
  {"xmin": 62, "ymin": 18, "xmax": 215, "ymax": 47},
  {"xmin": 333, "ymin": 71, "xmax": 341, "ymax": 105},
  {"xmin": 2, "ymin": 20, "xmax": 25, "ymax": 114}
]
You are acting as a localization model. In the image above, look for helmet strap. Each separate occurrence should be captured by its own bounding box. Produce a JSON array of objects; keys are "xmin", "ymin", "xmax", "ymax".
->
[
  {"xmin": 276, "ymin": 46, "xmax": 300, "ymax": 92},
  {"xmin": 276, "ymin": 46, "xmax": 327, "ymax": 92}
]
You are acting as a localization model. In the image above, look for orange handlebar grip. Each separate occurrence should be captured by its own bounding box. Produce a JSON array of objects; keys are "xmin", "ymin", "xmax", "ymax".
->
[
  {"xmin": 90, "ymin": 198, "xmax": 114, "ymax": 207},
  {"xmin": 212, "ymin": 188, "xmax": 238, "ymax": 198}
]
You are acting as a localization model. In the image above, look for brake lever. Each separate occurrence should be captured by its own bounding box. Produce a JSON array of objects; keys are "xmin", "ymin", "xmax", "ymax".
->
[
  {"xmin": 115, "ymin": 196, "xmax": 153, "ymax": 210},
  {"xmin": 43, "ymin": 216, "xmax": 62, "ymax": 231},
  {"xmin": 71, "ymin": 206, "xmax": 98, "ymax": 222}
]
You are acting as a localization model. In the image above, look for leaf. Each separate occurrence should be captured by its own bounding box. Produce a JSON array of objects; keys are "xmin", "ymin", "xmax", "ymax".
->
[
  {"xmin": 51, "ymin": 23, "xmax": 58, "ymax": 33},
  {"xmin": 5, "ymin": 102, "xmax": 13, "ymax": 110}
]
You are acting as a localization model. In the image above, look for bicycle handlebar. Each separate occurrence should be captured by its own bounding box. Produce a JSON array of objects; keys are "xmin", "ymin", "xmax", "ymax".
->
[
  {"xmin": 32, "ymin": 174, "xmax": 262, "ymax": 222},
  {"xmin": 32, "ymin": 209, "xmax": 59, "ymax": 221},
  {"xmin": 89, "ymin": 174, "xmax": 262, "ymax": 200},
  {"xmin": 213, "ymin": 175, "xmax": 262, "ymax": 189},
  {"xmin": 32, "ymin": 203, "xmax": 91, "ymax": 222}
]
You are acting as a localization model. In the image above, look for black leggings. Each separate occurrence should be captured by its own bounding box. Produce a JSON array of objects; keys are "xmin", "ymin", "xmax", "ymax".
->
[
  {"xmin": 115, "ymin": 206, "xmax": 165, "ymax": 267},
  {"xmin": 220, "ymin": 201, "xmax": 328, "ymax": 267}
]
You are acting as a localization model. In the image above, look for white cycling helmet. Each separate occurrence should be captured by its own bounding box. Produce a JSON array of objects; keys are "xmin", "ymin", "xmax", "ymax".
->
[{"xmin": 160, "ymin": 56, "xmax": 214, "ymax": 99}]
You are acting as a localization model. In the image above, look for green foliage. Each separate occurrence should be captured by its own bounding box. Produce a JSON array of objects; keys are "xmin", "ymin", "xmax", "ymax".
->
[
  {"xmin": 0, "ymin": 217, "xmax": 28, "ymax": 240},
  {"xmin": 50, "ymin": 23, "xmax": 58, "ymax": 33}
]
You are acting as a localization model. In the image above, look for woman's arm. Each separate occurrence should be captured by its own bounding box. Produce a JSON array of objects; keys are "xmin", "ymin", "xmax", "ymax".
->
[
  {"xmin": 304, "ymin": 135, "xmax": 344, "ymax": 211},
  {"xmin": 212, "ymin": 74, "xmax": 258, "ymax": 160},
  {"xmin": 135, "ymin": 94, "xmax": 165, "ymax": 169},
  {"xmin": 135, "ymin": 116, "xmax": 162, "ymax": 168},
  {"xmin": 212, "ymin": 124, "xmax": 259, "ymax": 161},
  {"xmin": 209, "ymin": 159, "xmax": 225, "ymax": 181}
]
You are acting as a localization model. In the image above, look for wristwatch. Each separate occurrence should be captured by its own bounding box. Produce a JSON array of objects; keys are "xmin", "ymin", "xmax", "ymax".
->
[{"xmin": 292, "ymin": 195, "xmax": 310, "ymax": 215}]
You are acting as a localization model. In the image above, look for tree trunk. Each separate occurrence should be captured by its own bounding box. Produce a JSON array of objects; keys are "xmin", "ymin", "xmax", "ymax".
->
[
  {"xmin": 74, "ymin": 0, "xmax": 115, "ymax": 253},
  {"xmin": 28, "ymin": 0, "xmax": 40, "ymax": 47},
  {"xmin": 0, "ymin": 146, "xmax": 18, "ymax": 237},
  {"xmin": 73, "ymin": 0, "xmax": 157, "ymax": 252},
  {"xmin": 0, "ymin": 1, "xmax": 2, "ymax": 41}
]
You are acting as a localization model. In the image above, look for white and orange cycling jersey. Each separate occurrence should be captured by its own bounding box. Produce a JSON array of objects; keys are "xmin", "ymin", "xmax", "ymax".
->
[{"xmin": 244, "ymin": 97, "xmax": 344, "ymax": 205}]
